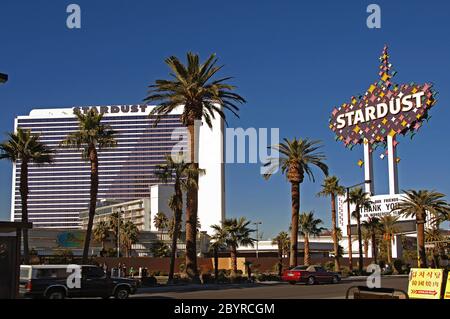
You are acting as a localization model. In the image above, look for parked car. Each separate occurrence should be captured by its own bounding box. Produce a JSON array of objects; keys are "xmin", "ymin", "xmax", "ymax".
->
[
  {"xmin": 281, "ymin": 265, "xmax": 341, "ymax": 285},
  {"xmin": 20, "ymin": 265, "xmax": 138, "ymax": 299}
]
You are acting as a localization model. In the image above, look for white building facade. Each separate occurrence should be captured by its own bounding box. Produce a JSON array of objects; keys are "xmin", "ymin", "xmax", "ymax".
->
[{"xmin": 11, "ymin": 105, "xmax": 224, "ymax": 233}]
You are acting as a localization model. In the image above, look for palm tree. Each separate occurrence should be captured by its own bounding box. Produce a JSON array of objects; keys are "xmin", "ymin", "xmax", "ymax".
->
[
  {"xmin": 153, "ymin": 212, "xmax": 169, "ymax": 240},
  {"xmin": 396, "ymin": 190, "xmax": 450, "ymax": 268},
  {"xmin": 272, "ymin": 231, "xmax": 289, "ymax": 276},
  {"xmin": 209, "ymin": 228, "xmax": 227, "ymax": 282},
  {"xmin": 210, "ymin": 217, "xmax": 255, "ymax": 277},
  {"xmin": 93, "ymin": 221, "xmax": 109, "ymax": 254},
  {"xmin": 379, "ymin": 215, "xmax": 400, "ymax": 264},
  {"xmin": 0, "ymin": 128, "xmax": 53, "ymax": 263},
  {"xmin": 108, "ymin": 211, "xmax": 123, "ymax": 253},
  {"xmin": 298, "ymin": 212, "xmax": 324, "ymax": 266},
  {"xmin": 362, "ymin": 217, "xmax": 381, "ymax": 263},
  {"xmin": 425, "ymin": 228, "xmax": 445, "ymax": 268},
  {"xmin": 155, "ymin": 153, "xmax": 205, "ymax": 283},
  {"xmin": 60, "ymin": 109, "xmax": 117, "ymax": 263},
  {"xmin": 345, "ymin": 187, "xmax": 373, "ymax": 273},
  {"xmin": 264, "ymin": 138, "xmax": 328, "ymax": 268},
  {"xmin": 145, "ymin": 52, "xmax": 246, "ymax": 281},
  {"xmin": 318, "ymin": 176, "xmax": 345, "ymax": 271},
  {"xmin": 120, "ymin": 221, "xmax": 139, "ymax": 257}
]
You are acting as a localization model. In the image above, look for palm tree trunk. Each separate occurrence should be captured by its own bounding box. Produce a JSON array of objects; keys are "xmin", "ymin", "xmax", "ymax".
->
[
  {"xmin": 185, "ymin": 124, "xmax": 199, "ymax": 282},
  {"xmin": 304, "ymin": 235, "xmax": 310, "ymax": 266},
  {"xmin": 20, "ymin": 160, "xmax": 30, "ymax": 264},
  {"xmin": 386, "ymin": 237, "xmax": 392, "ymax": 264},
  {"xmin": 278, "ymin": 243, "xmax": 283, "ymax": 277},
  {"xmin": 417, "ymin": 217, "xmax": 427, "ymax": 268},
  {"xmin": 290, "ymin": 182, "xmax": 300, "ymax": 267},
  {"xmin": 371, "ymin": 234, "xmax": 377, "ymax": 263},
  {"xmin": 213, "ymin": 246, "xmax": 219, "ymax": 283},
  {"xmin": 364, "ymin": 240, "xmax": 369, "ymax": 258},
  {"xmin": 330, "ymin": 193, "xmax": 340, "ymax": 272},
  {"xmin": 168, "ymin": 183, "xmax": 182, "ymax": 283},
  {"xmin": 82, "ymin": 146, "xmax": 99, "ymax": 264},
  {"xmin": 230, "ymin": 245, "xmax": 238, "ymax": 277},
  {"xmin": 356, "ymin": 211, "xmax": 363, "ymax": 273}
]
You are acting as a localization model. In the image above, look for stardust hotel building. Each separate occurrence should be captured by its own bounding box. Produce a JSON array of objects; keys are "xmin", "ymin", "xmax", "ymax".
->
[{"xmin": 11, "ymin": 105, "xmax": 224, "ymax": 234}]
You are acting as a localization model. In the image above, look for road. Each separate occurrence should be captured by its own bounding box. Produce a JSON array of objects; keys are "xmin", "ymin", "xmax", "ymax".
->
[{"xmin": 131, "ymin": 277, "xmax": 409, "ymax": 299}]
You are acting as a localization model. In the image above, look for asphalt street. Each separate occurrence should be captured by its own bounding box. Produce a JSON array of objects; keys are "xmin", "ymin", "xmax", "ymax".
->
[{"xmin": 131, "ymin": 277, "xmax": 409, "ymax": 299}]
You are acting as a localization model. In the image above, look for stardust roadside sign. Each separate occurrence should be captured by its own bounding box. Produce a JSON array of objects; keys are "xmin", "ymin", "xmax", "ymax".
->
[
  {"xmin": 329, "ymin": 45, "xmax": 437, "ymax": 147},
  {"xmin": 408, "ymin": 268, "xmax": 444, "ymax": 299}
]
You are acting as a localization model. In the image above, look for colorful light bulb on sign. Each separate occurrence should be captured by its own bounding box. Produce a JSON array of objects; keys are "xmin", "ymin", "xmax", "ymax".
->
[{"xmin": 329, "ymin": 45, "xmax": 438, "ymax": 147}]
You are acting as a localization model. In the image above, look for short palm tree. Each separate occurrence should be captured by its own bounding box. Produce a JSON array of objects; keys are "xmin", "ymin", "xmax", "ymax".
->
[
  {"xmin": 346, "ymin": 187, "xmax": 373, "ymax": 273},
  {"xmin": 318, "ymin": 176, "xmax": 345, "ymax": 271},
  {"xmin": 379, "ymin": 215, "xmax": 400, "ymax": 264},
  {"xmin": 362, "ymin": 217, "xmax": 381, "ymax": 263},
  {"xmin": 298, "ymin": 212, "xmax": 324, "ymax": 266},
  {"xmin": 153, "ymin": 212, "xmax": 169, "ymax": 240},
  {"xmin": 108, "ymin": 211, "xmax": 123, "ymax": 253},
  {"xmin": 155, "ymin": 153, "xmax": 205, "ymax": 283},
  {"xmin": 210, "ymin": 217, "xmax": 255, "ymax": 277},
  {"xmin": 93, "ymin": 221, "xmax": 109, "ymax": 253},
  {"xmin": 120, "ymin": 221, "xmax": 139, "ymax": 257},
  {"xmin": 272, "ymin": 231, "xmax": 290, "ymax": 276},
  {"xmin": 209, "ymin": 228, "xmax": 227, "ymax": 282},
  {"xmin": 264, "ymin": 138, "xmax": 328, "ymax": 267},
  {"xmin": 396, "ymin": 189, "xmax": 450, "ymax": 268},
  {"xmin": 425, "ymin": 228, "xmax": 445, "ymax": 268},
  {"xmin": 145, "ymin": 52, "xmax": 246, "ymax": 282},
  {"xmin": 60, "ymin": 109, "xmax": 117, "ymax": 263},
  {"xmin": 0, "ymin": 128, "xmax": 53, "ymax": 263}
]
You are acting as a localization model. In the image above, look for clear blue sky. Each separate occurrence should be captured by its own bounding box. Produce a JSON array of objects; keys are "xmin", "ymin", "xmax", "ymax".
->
[{"xmin": 1, "ymin": 0, "xmax": 449, "ymax": 239}]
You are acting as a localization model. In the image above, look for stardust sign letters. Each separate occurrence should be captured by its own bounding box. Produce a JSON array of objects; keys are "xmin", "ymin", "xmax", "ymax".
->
[
  {"xmin": 335, "ymin": 91, "xmax": 425, "ymax": 129},
  {"xmin": 329, "ymin": 46, "xmax": 437, "ymax": 147}
]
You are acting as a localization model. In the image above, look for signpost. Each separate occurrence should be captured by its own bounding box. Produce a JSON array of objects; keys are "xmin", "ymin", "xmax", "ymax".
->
[{"xmin": 408, "ymin": 268, "xmax": 444, "ymax": 299}]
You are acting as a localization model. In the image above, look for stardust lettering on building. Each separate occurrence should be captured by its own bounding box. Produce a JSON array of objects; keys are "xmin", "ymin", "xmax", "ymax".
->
[{"xmin": 73, "ymin": 105, "xmax": 148, "ymax": 115}]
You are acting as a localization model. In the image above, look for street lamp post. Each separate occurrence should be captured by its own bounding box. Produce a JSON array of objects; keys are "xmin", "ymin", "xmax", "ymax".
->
[
  {"xmin": 253, "ymin": 222, "xmax": 262, "ymax": 259},
  {"xmin": 344, "ymin": 180, "xmax": 371, "ymax": 271}
]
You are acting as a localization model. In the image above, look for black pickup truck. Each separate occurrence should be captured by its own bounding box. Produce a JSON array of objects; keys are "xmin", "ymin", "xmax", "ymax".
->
[{"xmin": 20, "ymin": 265, "xmax": 138, "ymax": 299}]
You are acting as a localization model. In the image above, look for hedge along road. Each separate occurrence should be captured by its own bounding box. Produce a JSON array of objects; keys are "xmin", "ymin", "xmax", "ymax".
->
[{"xmin": 131, "ymin": 276, "xmax": 409, "ymax": 299}]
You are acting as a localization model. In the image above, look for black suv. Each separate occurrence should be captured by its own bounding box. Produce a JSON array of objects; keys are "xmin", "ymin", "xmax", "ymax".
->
[{"xmin": 20, "ymin": 265, "xmax": 138, "ymax": 299}]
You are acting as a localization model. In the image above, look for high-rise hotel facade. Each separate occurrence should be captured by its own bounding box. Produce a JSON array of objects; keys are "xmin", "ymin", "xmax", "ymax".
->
[{"xmin": 11, "ymin": 105, "xmax": 224, "ymax": 233}]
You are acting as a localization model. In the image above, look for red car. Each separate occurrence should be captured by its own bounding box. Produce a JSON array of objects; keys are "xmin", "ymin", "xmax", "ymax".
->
[{"xmin": 281, "ymin": 265, "xmax": 341, "ymax": 285}]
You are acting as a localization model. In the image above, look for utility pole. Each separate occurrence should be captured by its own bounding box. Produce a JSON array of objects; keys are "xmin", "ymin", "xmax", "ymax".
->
[
  {"xmin": 253, "ymin": 222, "xmax": 262, "ymax": 259},
  {"xmin": 345, "ymin": 180, "xmax": 371, "ymax": 272}
]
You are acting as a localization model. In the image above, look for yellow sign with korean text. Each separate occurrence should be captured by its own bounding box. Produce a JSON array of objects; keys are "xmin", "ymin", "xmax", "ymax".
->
[
  {"xmin": 444, "ymin": 272, "xmax": 450, "ymax": 299},
  {"xmin": 408, "ymin": 268, "xmax": 444, "ymax": 299}
]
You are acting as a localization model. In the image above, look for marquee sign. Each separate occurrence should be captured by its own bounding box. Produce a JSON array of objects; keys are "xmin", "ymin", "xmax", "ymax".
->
[
  {"xmin": 329, "ymin": 46, "xmax": 438, "ymax": 147},
  {"xmin": 336, "ymin": 193, "xmax": 415, "ymax": 228}
]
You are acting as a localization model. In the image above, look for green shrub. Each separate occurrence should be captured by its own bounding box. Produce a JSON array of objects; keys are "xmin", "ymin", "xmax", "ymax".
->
[
  {"xmin": 200, "ymin": 272, "xmax": 213, "ymax": 284},
  {"xmin": 393, "ymin": 259, "xmax": 403, "ymax": 274},
  {"xmin": 256, "ymin": 273, "xmax": 280, "ymax": 282},
  {"xmin": 324, "ymin": 261, "xmax": 335, "ymax": 271},
  {"xmin": 141, "ymin": 276, "xmax": 157, "ymax": 287}
]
